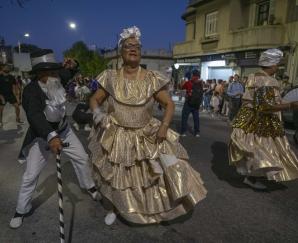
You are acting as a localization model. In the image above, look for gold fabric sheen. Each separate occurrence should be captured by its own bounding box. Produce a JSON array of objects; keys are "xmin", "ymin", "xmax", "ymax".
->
[
  {"xmin": 89, "ymin": 69, "xmax": 207, "ymax": 224},
  {"xmin": 229, "ymin": 71, "xmax": 298, "ymax": 181}
]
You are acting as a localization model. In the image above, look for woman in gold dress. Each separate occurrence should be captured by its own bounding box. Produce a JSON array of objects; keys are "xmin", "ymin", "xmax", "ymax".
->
[
  {"xmin": 229, "ymin": 49, "xmax": 298, "ymax": 190},
  {"xmin": 89, "ymin": 26, "xmax": 207, "ymax": 225}
]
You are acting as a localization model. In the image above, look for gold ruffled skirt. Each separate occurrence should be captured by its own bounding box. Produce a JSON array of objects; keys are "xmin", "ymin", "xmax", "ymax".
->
[
  {"xmin": 229, "ymin": 128, "xmax": 298, "ymax": 182},
  {"xmin": 89, "ymin": 116, "xmax": 207, "ymax": 224}
]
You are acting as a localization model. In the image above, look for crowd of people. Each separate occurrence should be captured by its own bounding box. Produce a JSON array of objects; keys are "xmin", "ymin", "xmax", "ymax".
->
[
  {"xmin": 2, "ymin": 26, "xmax": 298, "ymax": 239},
  {"xmin": 178, "ymin": 71, "xmax": 246, "ymax": 137},
  {"xmin": 65, "ymin": 74, "xmax": 99, "ymax": 132},
  {"xmin": 0, "ymin": 62, "xmax": 99, "ymax": 132}
]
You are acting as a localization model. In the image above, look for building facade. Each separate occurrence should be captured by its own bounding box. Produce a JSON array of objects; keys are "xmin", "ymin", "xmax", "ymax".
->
[
  {"xmin": 173, "ymin": 0, "xmax": 298, "ymax": 84},
  {"xmin": 103, "ymin": 49, "xmax": 174, "ymax": 77}
]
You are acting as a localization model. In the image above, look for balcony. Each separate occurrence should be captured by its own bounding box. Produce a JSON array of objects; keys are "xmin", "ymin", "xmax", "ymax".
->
[
  {"xmin": 229, "ymin": 24, "xmax": 285, "ymax": 50},
  {"xmin": 173, "ymin": 40, "xmax": 198, "ymax": 58}
]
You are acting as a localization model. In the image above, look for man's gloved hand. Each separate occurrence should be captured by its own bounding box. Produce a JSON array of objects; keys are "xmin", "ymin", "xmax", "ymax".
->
[
  {"xmin": 93, "ymin": 107, "xmax": 106, "ymax": 126},
  {"xmin": 49, "ymin": 137, "xmax": 63, "ymax": 154}
]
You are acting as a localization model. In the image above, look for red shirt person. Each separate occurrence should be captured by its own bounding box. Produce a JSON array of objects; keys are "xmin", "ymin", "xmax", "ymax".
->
[{"xmin": 180, "ymin": 69, "xmax": 202, "ymax": 137}]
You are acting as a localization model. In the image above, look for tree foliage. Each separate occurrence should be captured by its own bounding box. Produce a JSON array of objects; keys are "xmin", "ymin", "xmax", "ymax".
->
[
  {"xmin": 64, "ymin": 41, "xmax": 107, "ymax": 77},
  {"xmin": 0, "ymin": 0, "xmax": 53, "ymax": 8},
  {"xmin": 0, "ymin": 0, "xmax": 30, "ymax": 8}
]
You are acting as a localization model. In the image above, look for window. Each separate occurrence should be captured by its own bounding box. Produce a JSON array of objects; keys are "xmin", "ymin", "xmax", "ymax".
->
[
  {"xmin": 205, "ymin": 11, "xmax": 218, "ymax": 37},
  {"xmin": 256, "ymin": 1, "xmax": 270, "ymax": 26},
  {"xmin": 287, "ymin": 0, "xmax": 298, "ymax": 23}
]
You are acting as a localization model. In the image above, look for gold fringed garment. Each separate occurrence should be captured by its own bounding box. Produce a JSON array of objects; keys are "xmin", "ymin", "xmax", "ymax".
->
[
  {"xmin": 89, "ymin": 69, "xmax": 207, "ymax": 224},
  {"xmin": 229, "ymin": 72, "xmax": 298, "ymax": 181}
]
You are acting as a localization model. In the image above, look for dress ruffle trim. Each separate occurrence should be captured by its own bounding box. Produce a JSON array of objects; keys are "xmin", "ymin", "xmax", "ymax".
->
[
  {"xmin": 229, "ymin": 128, "xmax": 298, "ymax": 181},
  {"xmin": 90, "ymin": 117, "xmax": 189, "ymax": 167},
  {"xmin": 88, "ymin": 117, "xmax": 207, "ymax": 224},
  {"xmin": 93, "ymin": 160, "xmax": 206, "ymax": 224}
]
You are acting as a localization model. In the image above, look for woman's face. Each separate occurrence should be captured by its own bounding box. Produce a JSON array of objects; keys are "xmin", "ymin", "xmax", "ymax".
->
[{"xmin": 121, "ymin": 37, "xmax": 141, "ymax": 66}]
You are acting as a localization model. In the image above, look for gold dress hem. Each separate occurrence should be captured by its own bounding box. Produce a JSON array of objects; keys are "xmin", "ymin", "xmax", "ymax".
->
[
  {"xmin": 89, "ymin": 117, "xmax": 207, "ymax": 224},
  {"xmin": 229, "ymin": 128, "xmax": 298, "ymax": 181}
]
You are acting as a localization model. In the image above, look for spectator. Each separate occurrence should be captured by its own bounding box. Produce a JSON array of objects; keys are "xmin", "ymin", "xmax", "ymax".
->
[
  {"xmin": 215, "ymin": 79, "xmax": 224, "ymax": 113},
  {"xmin": 180, "ymin": 69, "xmax": 203, "ymax": 137},
  {"xmin": 75, "ymin": 79, "xmax": 91, "ymax": 102},
  {"xmin": 0, "ymin": 64, "xmax": 23, "ymax": 126},
  {"xmin": 15, "ymin": 76, "xmax": 23, "ymax": 104},
  {"xmin": 211, "ymin": 79, "xmax": 217, "ymax": 91},
  {"xmin": 221, "ymin": 81, "xmax": 230, "ymax": 117},
  {"xmin": 202, "ymin": 79, "xmax": 212, "ymax": 112},
  {"xmin": 73, "ymin": 78, "xmax": 92, "ymax": 131},
  {"xmin": 211, "ymin": 91, "xmax": 220, "ymax": 117},
  {"xmin": 227, "ymin": 74, "xmax": 244, "ymax": 121}
]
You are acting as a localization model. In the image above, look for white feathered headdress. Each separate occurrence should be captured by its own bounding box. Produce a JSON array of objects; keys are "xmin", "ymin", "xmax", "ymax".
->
[{"xmin": 118, "ymin": 26, "xmax": 141, "ymax": 49}]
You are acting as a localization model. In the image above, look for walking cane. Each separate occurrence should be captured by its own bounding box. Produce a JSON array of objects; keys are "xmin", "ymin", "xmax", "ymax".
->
[{"xmin": 47, "ymin": 143, "xmax": 69, "ymax": 243}]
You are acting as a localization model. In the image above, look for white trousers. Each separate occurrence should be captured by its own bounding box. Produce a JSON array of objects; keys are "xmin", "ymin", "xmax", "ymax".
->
[{"xmin": 16, "ymin": 126, "xmax": 94, "ymax": 214}]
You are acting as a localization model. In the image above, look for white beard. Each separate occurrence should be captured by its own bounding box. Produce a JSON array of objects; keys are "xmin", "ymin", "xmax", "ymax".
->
[
  {"xmin": 39, "ymin": 77, "xmax": 67, "ymax": 122},
  {"xmin": 44, "ymin": 77, "xmax": 66, "ymax": 106}
]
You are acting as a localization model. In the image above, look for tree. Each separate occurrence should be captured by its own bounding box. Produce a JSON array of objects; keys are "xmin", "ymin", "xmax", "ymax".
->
[
  {"xmin": 0, "ymin": 0, "xmax": 30, "ymax": 8},
  {"xmin": 64, "ymin": 41, "xmax": 107, "ymax": 77},
  {"xmin": 0, "ymin": 0, "xmax": 53, "ymax": 8}
]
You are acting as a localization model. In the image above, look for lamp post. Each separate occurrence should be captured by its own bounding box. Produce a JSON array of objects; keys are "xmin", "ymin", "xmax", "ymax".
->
[{"xmin": 18, "ymin": 33, "xmax": 30, "ymax": 53}]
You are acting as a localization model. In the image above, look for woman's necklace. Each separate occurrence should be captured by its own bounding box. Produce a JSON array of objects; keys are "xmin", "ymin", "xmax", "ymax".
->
[{"xmin": 120, "ymin": 66, "xmax": 141, "ymax": 81}]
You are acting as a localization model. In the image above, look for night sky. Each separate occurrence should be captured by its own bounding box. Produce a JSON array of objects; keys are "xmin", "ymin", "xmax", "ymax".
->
[{"xmin": 0, "ymin": 0, "xmax": 187, "ymax": 60}]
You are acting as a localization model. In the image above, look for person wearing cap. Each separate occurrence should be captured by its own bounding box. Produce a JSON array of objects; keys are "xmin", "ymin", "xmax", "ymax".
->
[
  {"xmin": 89, "ymin": 26, "xmax": 207, "ymax": 225},
  {"xmin": 229, "ymin": 48, "xmax": 298, "ymax": 190},
  {"xmin": 10, "ymin": 49, "xmax": 99, "ymax": 229}
]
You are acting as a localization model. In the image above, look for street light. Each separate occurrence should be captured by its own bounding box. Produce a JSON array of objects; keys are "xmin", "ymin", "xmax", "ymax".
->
[
  {"xmin": 18, "ymin": 33, "xmax": 30, "ymax": 53},
  {"xmin": 69, "ymin": 22, "xmax": 77, "ymax": 30}
]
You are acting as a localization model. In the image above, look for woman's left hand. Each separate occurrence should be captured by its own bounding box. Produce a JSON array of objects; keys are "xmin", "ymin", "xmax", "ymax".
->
[{"xmin": 156, "ymin": 124, "xmax": 168, "ymax": 143}]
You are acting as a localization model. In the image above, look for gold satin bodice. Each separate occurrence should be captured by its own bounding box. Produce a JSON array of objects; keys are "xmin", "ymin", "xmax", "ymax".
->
[
  {"xmin": 108, "ymin": 97, "xmax": 154, "ymax": 128},
  {"xmin": 97, "ymin": 69, "xmax": 169, "ymax": 128}
]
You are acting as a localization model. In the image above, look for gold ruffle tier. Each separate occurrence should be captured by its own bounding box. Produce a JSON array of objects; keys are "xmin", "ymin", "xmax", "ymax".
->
[
  {"xmin": 229, "ymin": 128, "xmax": 298, "ymax": 181},
  {"xmin": 89, "ymin": 117, "xmax": 207, "ymax": 224}
]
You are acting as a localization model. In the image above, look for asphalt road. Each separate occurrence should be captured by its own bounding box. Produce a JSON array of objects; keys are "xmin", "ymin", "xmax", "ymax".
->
[{"xmin": 1, "ymin": 103, "xmax": 298, "ymax": 243}]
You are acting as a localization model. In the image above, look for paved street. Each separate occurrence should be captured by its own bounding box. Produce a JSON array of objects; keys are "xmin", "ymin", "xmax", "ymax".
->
[{"xmin": 1, "ymin": 103, "xmax": 298, "ymax": 243}]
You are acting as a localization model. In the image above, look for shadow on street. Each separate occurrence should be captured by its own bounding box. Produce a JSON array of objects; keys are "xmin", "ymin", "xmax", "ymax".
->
[
  {"xmin": 0, "ymin": 125, "xmax": 24, "ymax": 145},
  {"xmin": 30, "ymin": 161, "xmax": 83, "ymax": 243},
  {"xmin": 210, "ymin": 141, "xmax": 288, "ymax": 192}
]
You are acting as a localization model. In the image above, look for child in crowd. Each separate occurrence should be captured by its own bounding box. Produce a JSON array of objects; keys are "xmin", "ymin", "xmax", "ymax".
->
[{"xmin": 211, "ymin": 91, "xmax": 220, "ymax": 117}]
